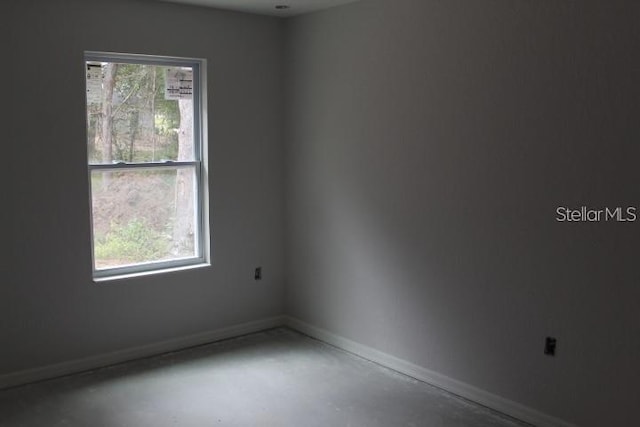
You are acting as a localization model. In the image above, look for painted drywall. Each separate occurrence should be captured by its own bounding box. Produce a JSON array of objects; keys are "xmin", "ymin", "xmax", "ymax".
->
[
  {"xmin": 3, "ymin": 0, "xmax": 285, "ymax": 375},
  {"xmin": 284, "ymin": 1, "xmax": 639, "ymax": 426}
]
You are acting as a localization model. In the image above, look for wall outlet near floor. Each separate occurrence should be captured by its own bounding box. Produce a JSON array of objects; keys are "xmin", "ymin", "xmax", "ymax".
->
[
  {"xmin": 544, "ymin": 337, "xmax": 557, "ymax": 356},
  {"xmin": 254, "ymin": 267, "xmax": 262, "ymax": 281}
]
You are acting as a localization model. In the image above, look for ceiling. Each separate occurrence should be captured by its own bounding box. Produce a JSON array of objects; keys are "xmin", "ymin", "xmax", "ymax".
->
[{"xmin": 154, "ymin": 0, "xmax": 362, "ymax": 17}]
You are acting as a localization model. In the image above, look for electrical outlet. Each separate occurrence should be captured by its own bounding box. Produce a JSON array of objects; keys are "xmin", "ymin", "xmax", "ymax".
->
[
  {"xmin": 544, "ymin": 337, "xmax": 557, "ymax": 356},
  {"xmin": 254, "ymin": 267, "xmax": 262, "ymax": 281}
]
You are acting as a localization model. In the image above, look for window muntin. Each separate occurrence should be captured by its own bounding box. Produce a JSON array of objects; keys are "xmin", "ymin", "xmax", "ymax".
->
[{"xmin": 85, "ymin": 52, "xmax": 208, "ymax": 279}]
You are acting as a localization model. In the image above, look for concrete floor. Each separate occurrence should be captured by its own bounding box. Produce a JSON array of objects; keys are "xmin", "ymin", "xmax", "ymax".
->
[{"xmin": 0, "ymin": 328, "xmax": 529, "ymax": 427}]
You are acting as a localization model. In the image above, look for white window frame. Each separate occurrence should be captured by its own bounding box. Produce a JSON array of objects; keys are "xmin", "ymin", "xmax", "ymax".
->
[{"xmin": 85, "ymin": 51, "xmax": 210, "ymax": 280}]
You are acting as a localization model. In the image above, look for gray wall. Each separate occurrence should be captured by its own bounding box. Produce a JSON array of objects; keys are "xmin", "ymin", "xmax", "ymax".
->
[
  {"xmin": 284, "ymin": 1, "xmax": 639, "ymax": 426},
  {"xmin": 3, "ymin": 0, "xmax": 284, "ymax": 374}
]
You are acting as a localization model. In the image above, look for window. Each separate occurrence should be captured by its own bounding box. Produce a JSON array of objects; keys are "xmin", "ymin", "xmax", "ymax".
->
[{"xmin": 85, "ymin": 52, "xmax": 208, "ymax": 279}]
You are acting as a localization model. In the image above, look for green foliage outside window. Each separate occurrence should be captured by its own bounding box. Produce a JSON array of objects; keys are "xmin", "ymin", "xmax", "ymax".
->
[{"xmin": 94, "ymin": 218, "xmax": 170, "ymax": 264}]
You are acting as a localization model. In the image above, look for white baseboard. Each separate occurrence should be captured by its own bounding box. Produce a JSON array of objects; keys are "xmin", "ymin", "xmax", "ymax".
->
[
  {"xmin": 1, "ymin": 314, "xmax": 577, "ymax": 427},
  {"xmin": 284, "ymin": 316, "xmax": 577, "ymax": 427},
  {"xmin": 0, "ymin": 316, "xmax": 286, "ymax": 390}
]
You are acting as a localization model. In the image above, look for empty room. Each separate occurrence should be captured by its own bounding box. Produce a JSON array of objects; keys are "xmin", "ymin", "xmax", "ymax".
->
[{"xmin": 2, "ymin": 0, "xmax": 638, "ymax": 426}]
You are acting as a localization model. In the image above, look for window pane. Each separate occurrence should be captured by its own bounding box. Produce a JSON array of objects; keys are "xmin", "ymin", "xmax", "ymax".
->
[
  {"xmin": 91, "ymin": 167, "xmax": 197, "ymax": 270},
  {"xmin": 86, "ymin": 62, "xmax": 195, "ymax": 164}
]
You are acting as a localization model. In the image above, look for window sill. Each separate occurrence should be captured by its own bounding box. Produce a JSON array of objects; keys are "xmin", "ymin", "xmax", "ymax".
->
[{"xmin": 93, "ymin": 262, "xmax": 211, "ymax": 283}]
